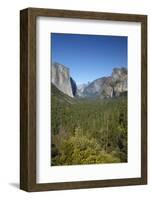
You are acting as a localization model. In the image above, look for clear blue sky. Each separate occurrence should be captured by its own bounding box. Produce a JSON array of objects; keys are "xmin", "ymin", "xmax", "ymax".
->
[{"xmin": 51, "ymin": 33, "xmax": 127, "ymax": 85}]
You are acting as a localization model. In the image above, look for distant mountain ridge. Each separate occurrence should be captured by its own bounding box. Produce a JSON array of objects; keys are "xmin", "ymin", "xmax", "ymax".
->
[
  {"xmin": 51, "ymin": 62, "xmax": 127, "ymax": 99},
  {"xmin": 78, "ymin": 67, "xmax": 127, "ymax": 99}
]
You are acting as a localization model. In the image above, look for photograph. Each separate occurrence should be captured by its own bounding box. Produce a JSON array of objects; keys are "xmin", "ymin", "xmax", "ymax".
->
[
  {"xmin": 20, "ymin": 7, "xmax": 147, "ymax": 192},
  {"xmin": 51, "ymin": 33, "xmax": 128, "ymax": 166}
]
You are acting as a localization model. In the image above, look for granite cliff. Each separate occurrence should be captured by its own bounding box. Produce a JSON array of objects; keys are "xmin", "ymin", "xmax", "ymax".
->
[{"xmin": 51, "ymin": 62, "xmax": 77, "ymax": 97}]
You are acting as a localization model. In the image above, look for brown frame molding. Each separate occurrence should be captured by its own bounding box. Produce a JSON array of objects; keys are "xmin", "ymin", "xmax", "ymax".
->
[{"xmin": 20, "ymin": 7, "xmax": 147, "ymax": 192}]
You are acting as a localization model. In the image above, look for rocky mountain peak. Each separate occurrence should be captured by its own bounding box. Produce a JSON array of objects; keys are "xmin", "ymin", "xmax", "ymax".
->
[
  {"xmin": 51, "ymin": 62, "xmax": 77, "ymax": 97},
  {"xmin": 77, "ymin": 67, "xmax": 127, "ymax": 99},
  {"xmin": 112, "ymin": 67, "xmax": 127, "ymax": 82}
]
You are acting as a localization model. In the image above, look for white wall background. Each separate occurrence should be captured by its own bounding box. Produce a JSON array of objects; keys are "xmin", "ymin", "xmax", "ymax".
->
[{"xmin": 0, "ymin": 0, "xmax": 150, "ymax": 199}]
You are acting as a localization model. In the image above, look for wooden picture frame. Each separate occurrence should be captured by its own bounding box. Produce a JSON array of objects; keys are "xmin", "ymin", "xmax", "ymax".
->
[{"xmin": 20, "ymin": 7, "xmax": 147, "ymax": 192}]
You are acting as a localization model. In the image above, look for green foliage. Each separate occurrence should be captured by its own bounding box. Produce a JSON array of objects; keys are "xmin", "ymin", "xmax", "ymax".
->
[
  {"xmin": 53, "ymin": 127, "xmax": 120, "ymax": 165},
  {"xmin": 51, "ymin": 84, "xmax": 127, "ymax": 166}
]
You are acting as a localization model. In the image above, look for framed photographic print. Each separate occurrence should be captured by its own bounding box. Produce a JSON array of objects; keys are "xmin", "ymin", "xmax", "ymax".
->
[{"xmin": 20, "ymin": 8, "xmax": 147, "ymax": 191}]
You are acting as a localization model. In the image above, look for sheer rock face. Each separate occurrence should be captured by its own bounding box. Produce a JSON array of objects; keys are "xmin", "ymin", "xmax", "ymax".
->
[
  {"xmin": 51, "ymin": 62, "xmax": 77, "ymax": 97},
  {"xmin": 111, "ymin": 68, "xmax": 127, "ymax": 96},
  {"xmin": 70, "ymin": 77, "xmax": 77, "ymax": 96},
  {"xmin": 77, "ymin": 67, "xmax": 127, "ymax": 99}
]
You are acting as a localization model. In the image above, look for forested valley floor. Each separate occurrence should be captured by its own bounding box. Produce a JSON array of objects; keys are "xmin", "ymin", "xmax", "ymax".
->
[{"xmin": 51, "ymin": 84, "xmax": 127, "ymax": 166}]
